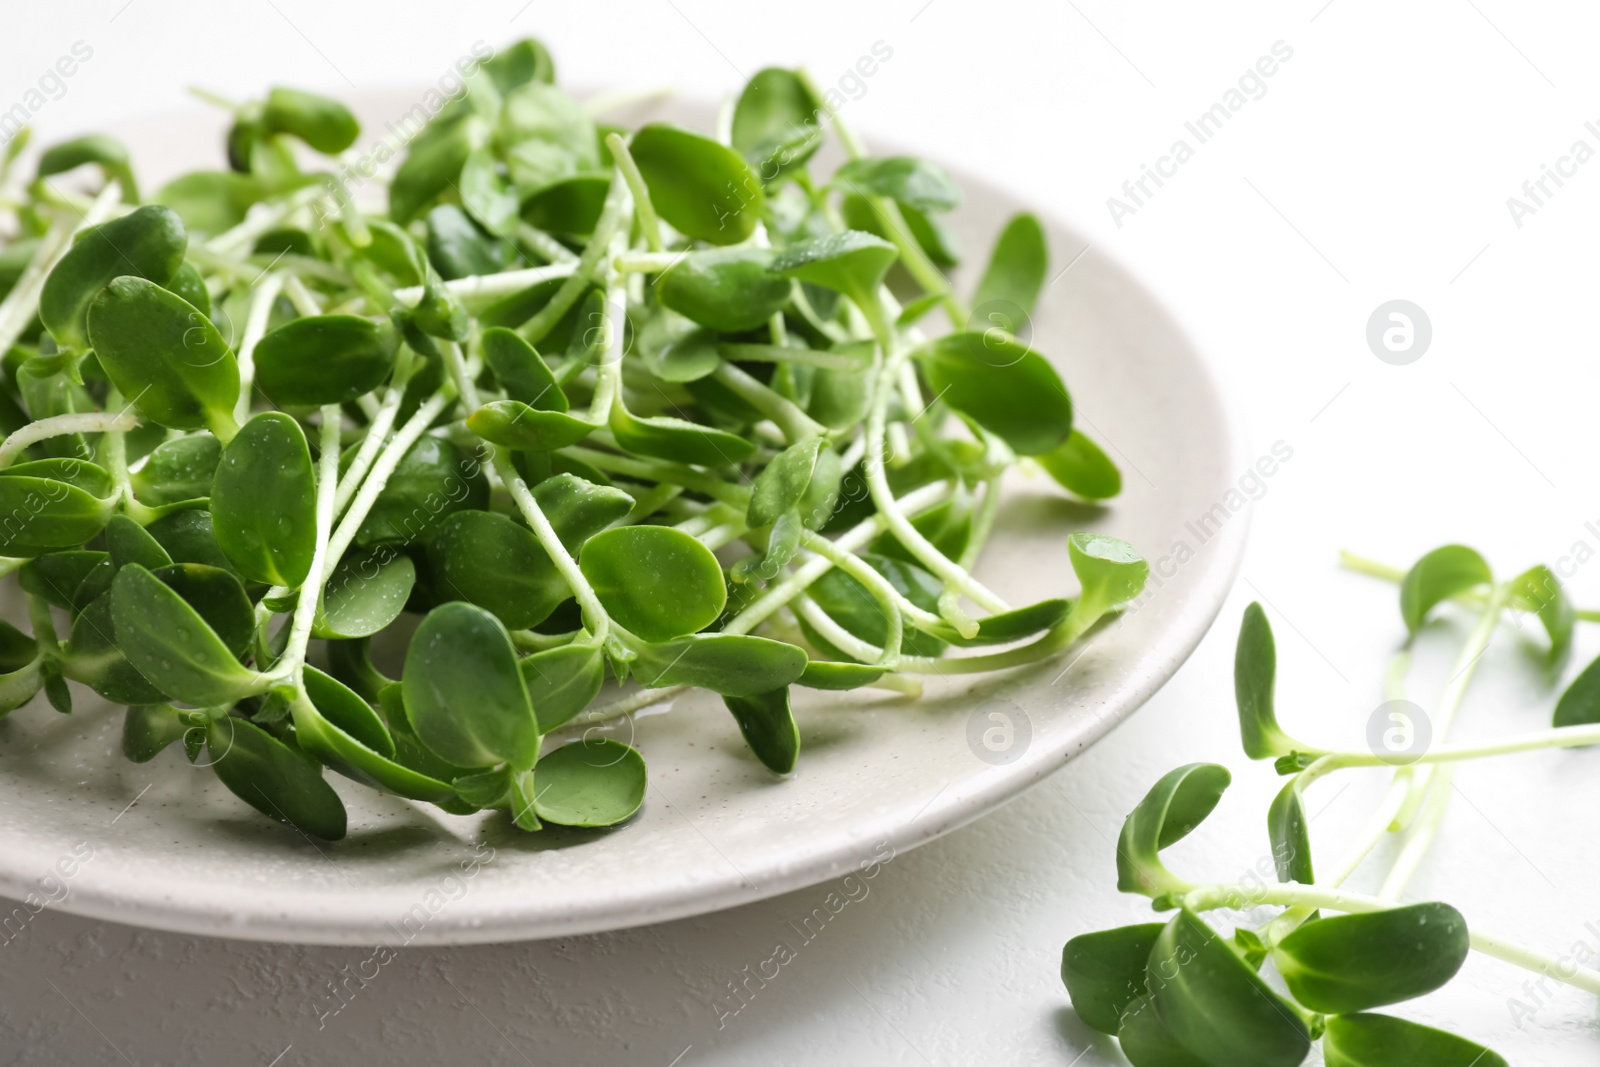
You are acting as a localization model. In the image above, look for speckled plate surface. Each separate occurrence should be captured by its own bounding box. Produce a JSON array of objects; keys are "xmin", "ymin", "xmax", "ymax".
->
[{"xmin": 0, "ymin": 91, "xmax": 1246, "ymax": 945}]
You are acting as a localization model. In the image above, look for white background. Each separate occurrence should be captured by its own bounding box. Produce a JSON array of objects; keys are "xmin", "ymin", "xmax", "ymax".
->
[{"xmin": 4, "ymin": 1, "xmax": 1600, "ymax": 1063}]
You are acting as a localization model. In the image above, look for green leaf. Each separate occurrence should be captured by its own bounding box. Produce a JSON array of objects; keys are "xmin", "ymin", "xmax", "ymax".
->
[
  {"xmin": 86, "ymin": 276, "xmax": 240, "ymax": 439},
  {"xmin": 1267, "ymin": 781, "xmax": 1315, "ymax": 887},
  {"xmin": 519, "ymin": 640, "xmax": 604, "ymax": 731},
  {"xmin": 146, "ymin": 562, "xmax": 254, "ymax": 656},
  {"xmin": 581, "ymin": 525, "xmax": 726, "ymax": 641},
  {"xmin": 1554, "ymin": 649, "xmax": 1600, "ymax": 727},
  {"xmin": 534, "ymin": 739, "xmax": 647, "ymax": 827},
  {"xmin": 628, "ymin": 123, "xmax": 764, "ymax": 245},
  {"xmin": 63, "ymin": 592, "xmax": 167, "ymax": 704},
  {"xmin": 1037, "ymin": 430, "xmax": 1121, "ymax": 501},
  {"xmin": 971, "ymin": 212, "xmax": 1047, "ymax": 328},
  {"xmin": 144, "ymin": 509, "xmax": 237, "ymax": 573},
  {"xmin": 1068, "ymin": 533, "xmax": 1148, "ymax": 620},
  {"xmin": 483, "ymin": 38, "xmax": 556, "ymax": 92},
  {"xmin": 206, "ymin": 716, "xmax": 347, "ymax": 840},
  {"xmin": 482, "ymin": 326, "xmax": 567, "ymax": 410},
  {"xmin": 527, "ymin": 473, "xmax": 633, "ymax": 552},
  {"xmin": 425, "ymin": 203, "xmax": 514, "ymax": 280},
  {"xmin": 389, "ymin": 113, "xmax": 481, "ymax": 225},
  {"xmin": 1148, "ymin": 909, "xmax": 1311, "ymax": 1067},
  {"xmin": 913, "ymin": 331, "xmax": 1072, "ymax": 455},
  {"xmin": 403, "ymin": 602, "xmax": 540, "ymax": 769},
  {"xmin": 1400, "ymin": 545, "xmax": 1492, "ymax": 637},
  {"xmin": 210, "ymin": 412, "xmax": 317, "ymax": 586},
  {"xmin": 520, "ymin": 174, "xmax": 609, "ymax": 236},
  {"xmin": 630, "ymin": 633, "xmax": 807, "ymax": 696},
  {"xmin": 724, "ymin": 687, "xmax": 799, "ymax": 773},
  {"xmin": 1116, "ymin": 763, "xmax": 1230, "ymax": 896},
  {"xmin": 355, "ymin": 436, "xmax": 488, "ymax": 547},
  {"xmin": 154, "ymin": 170, "xmax": 261, "ymax": 237},
  {"xmin": 253, "ymin": 315, "xmax": 396, "ymax": 407},
  {"xmin": 36, "ymin": 133, "xmax": 140, "ymax": 203},
  {"xmin": 806, "ymin": 357, "xmax": 874, "ymax": 431},
  {"xmin": 130, "ymin": 433, "xmax": 221, "ymax": 506},
  {"xmin": 40, "ymin": 204, "xmax": 186, "ymax": 350},
  {"xmin": 0, "ymin": 471, "xmax": 117, "ymax": 554},
  {"xmin": 1060, "ymin": 923, "xmax": 1165, "ymax": 1035},
  {"xmin": 498, "ymin": 82, "xmax": 597, "ymax": 190},
  {"xmin": 731, "ymin": 68, "xmax": 822, "ymax": 184},
  {"xmin": 459, "ymin": 148, "xmax": 520, "ymax": 235},
  {"xmin": 1272, "ymin": 902, "xmax": 1470, "ymax": 1014},
  {"xmin": 109, "ymin": 563, "xmax": 262, "ymax": 706},
  {"xmin": 164, "ymin": 261, "xmax": 212, "ymax": 319},
  {"xmin": 1116, "ymin": 994, "xmax": 1209, "ymax": 1067},
  {"xmin": 121, "ymin": 704, "xmax": 187, "ymax": 763},
  {"xmin": 835, "ymin": 156, "xmax": 960, "ymax": 214},
  {"xmin": 747, "ymin": 436, "xmax": 822, "ymax": 527},
  {"xmin": 315, "ymin": 550, "xmax": 416, "ymax": 639},
  {"xmin": 1321, "ymin": 1014, "xmax": 1507, "ymax": 1067},
  {"xmin": 1508, "ymin": 563, "xmax": 1573, "ymax": 665},
  {"xmin": 645, "ymin": 327, "xmax": 721, "ymax": 383},
  {"xmin": 290, "ymin": 667, "xmax": 459, "ymax": 804},
  {"xmin": 947, "ymin": 599, "xmax": 1071, "ymax": 648},
  {"xmin": 468, "ymin": 400, "xmax": 594, "ymax": 451},
  {"xmin": 19, "ymin": 550, "xmax": 107, "ymax": 609},
  {"xmin": 609, "ymin": 403, "xmax": 757, "ymax": 467},
  {"xmin": 428, "ymin": 510, "xmax": 567, "ymax": 629},
  {"xmin": 1234, "ymin": 601, "xmax": 1298, "ymax": 760},
  {"xmin": 796, "ymin": 660, "xmax": 883, "ymax": 690},
  {"xmin": 770, "ymin": 231, "xmax": 897, "ymax": 319},
  {"xmin": 262, "ymin": 87, "xmax": 360, "ymax": 154},
  {"xmin": 656, "ymin": 249, "xmax": 792, "ymax": 333}
]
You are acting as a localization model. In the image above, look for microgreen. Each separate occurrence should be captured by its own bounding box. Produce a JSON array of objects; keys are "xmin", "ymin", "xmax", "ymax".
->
[
  {"xmin": 0, "ymin": 42, "xmax": 1135, "ymax": 846},
  {"xmin": 1062, "ymin": 544, "xmax": 1600, "ymax": 1064}
]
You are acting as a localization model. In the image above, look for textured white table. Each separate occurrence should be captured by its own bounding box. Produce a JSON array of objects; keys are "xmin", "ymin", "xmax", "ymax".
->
[{"xmin": 4, "ymin": 1, "xmax": 1600, "ymax": 1062}]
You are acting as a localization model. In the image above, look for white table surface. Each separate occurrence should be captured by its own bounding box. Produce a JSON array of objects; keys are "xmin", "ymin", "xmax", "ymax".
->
[{"xmin": 4, "ymin": 1, "xmax": 1599, "ymax": 1063}]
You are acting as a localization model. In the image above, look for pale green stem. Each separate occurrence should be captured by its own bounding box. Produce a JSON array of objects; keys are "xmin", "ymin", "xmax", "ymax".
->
[
  {"xmin": 793, "ymin": 594, "xmax": 883, "ymax": 664},
  {"xmin": 617, "ymin": 482, "xmax": 683, "ymax": 526},
  {"xmin": 864, "ymin": 339, "xmax": 1007, "ymax": 623},
  {"xmin": 611, "ymin": 251, "xmax": 684, "ymax": 274},
  {"xmin": 332, "ymin": 387, "xmax": 403, "ymax": 517},
  {"xmin": 510, "ymin": 628, "xmax": 581, "ymax": 653},
  {"xmin": 718, "ymin": 342, "xmax": 867, "ymax": 372},
  {"xmin": 234, "ymin": 273, "xmax": 285, "ymax": 426},
  {"xmin": 268, "ymin": 405, "xmax": 342, "ymax": 685},
  {"xmin": 514, "ymin": 222, "xmax": 579, "ymax": 265},
  {"xmin": 586, "ymin": 270, "xmax": 628, "ymax": 425},
  {"xmin": 445, "ymin": 341, "xmax": 613, "ymax": 644},
  {"xmin": 322, "ymin": 391, "xmax": 452, "ymax": 572},
  {"xmin": 604, "ymin": 132, "xmax": 663, "ymax": 253},
  {"xmin": 0, "ymin": 412, "xmax": 138, "ymax": 469},
  {"xmin": 1264, "ymin": 585, "xmax": 1509, "ymax": 945},
  {"xmin": 796, "ymin": 534, "xmax": 904, "ymax": 666},
  {"xmin": 1182, "ymin": 882, "xmax": 1600, "ymax": 997},
  {"xmin": 800, "ymin": 527, "xmax": 940, "ymax": 635},
  {"xmin": 564, "ymin": 445, "xmax": 748, "ymax": 506},
  {"xmin": 710, "ymin": 362, "xmax": 827, "ymax": 442},
  {"xmin": 723, "ymin": 480, "xmax": 953, "ymax": 636},
  {"xmin": 282, "ymin": 274, "xmax": 322, "ymax": 315},
  {"xmin": 1379, "ymin": 763, "xmax": 1456, "ymax": 900},
  {"xmin": 206, "ymin": 184, "xmax": 325, "ymax": 256},
  {"xmin": 520, "ymin": 171, "xmax": 631, "ymax": 345},
  {"xmin": 0, "ymin": 181, "xmax": 122, "ymax": 356},
  {"xmin": 391, "ymin": 261, "xmax": 575, "ymax": 308}
]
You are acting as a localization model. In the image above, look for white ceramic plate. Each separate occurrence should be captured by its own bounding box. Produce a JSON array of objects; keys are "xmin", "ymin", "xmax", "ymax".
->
[{"xmin": 0, "ymin": 91, "xmax": 1246, "ymax": 945}]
